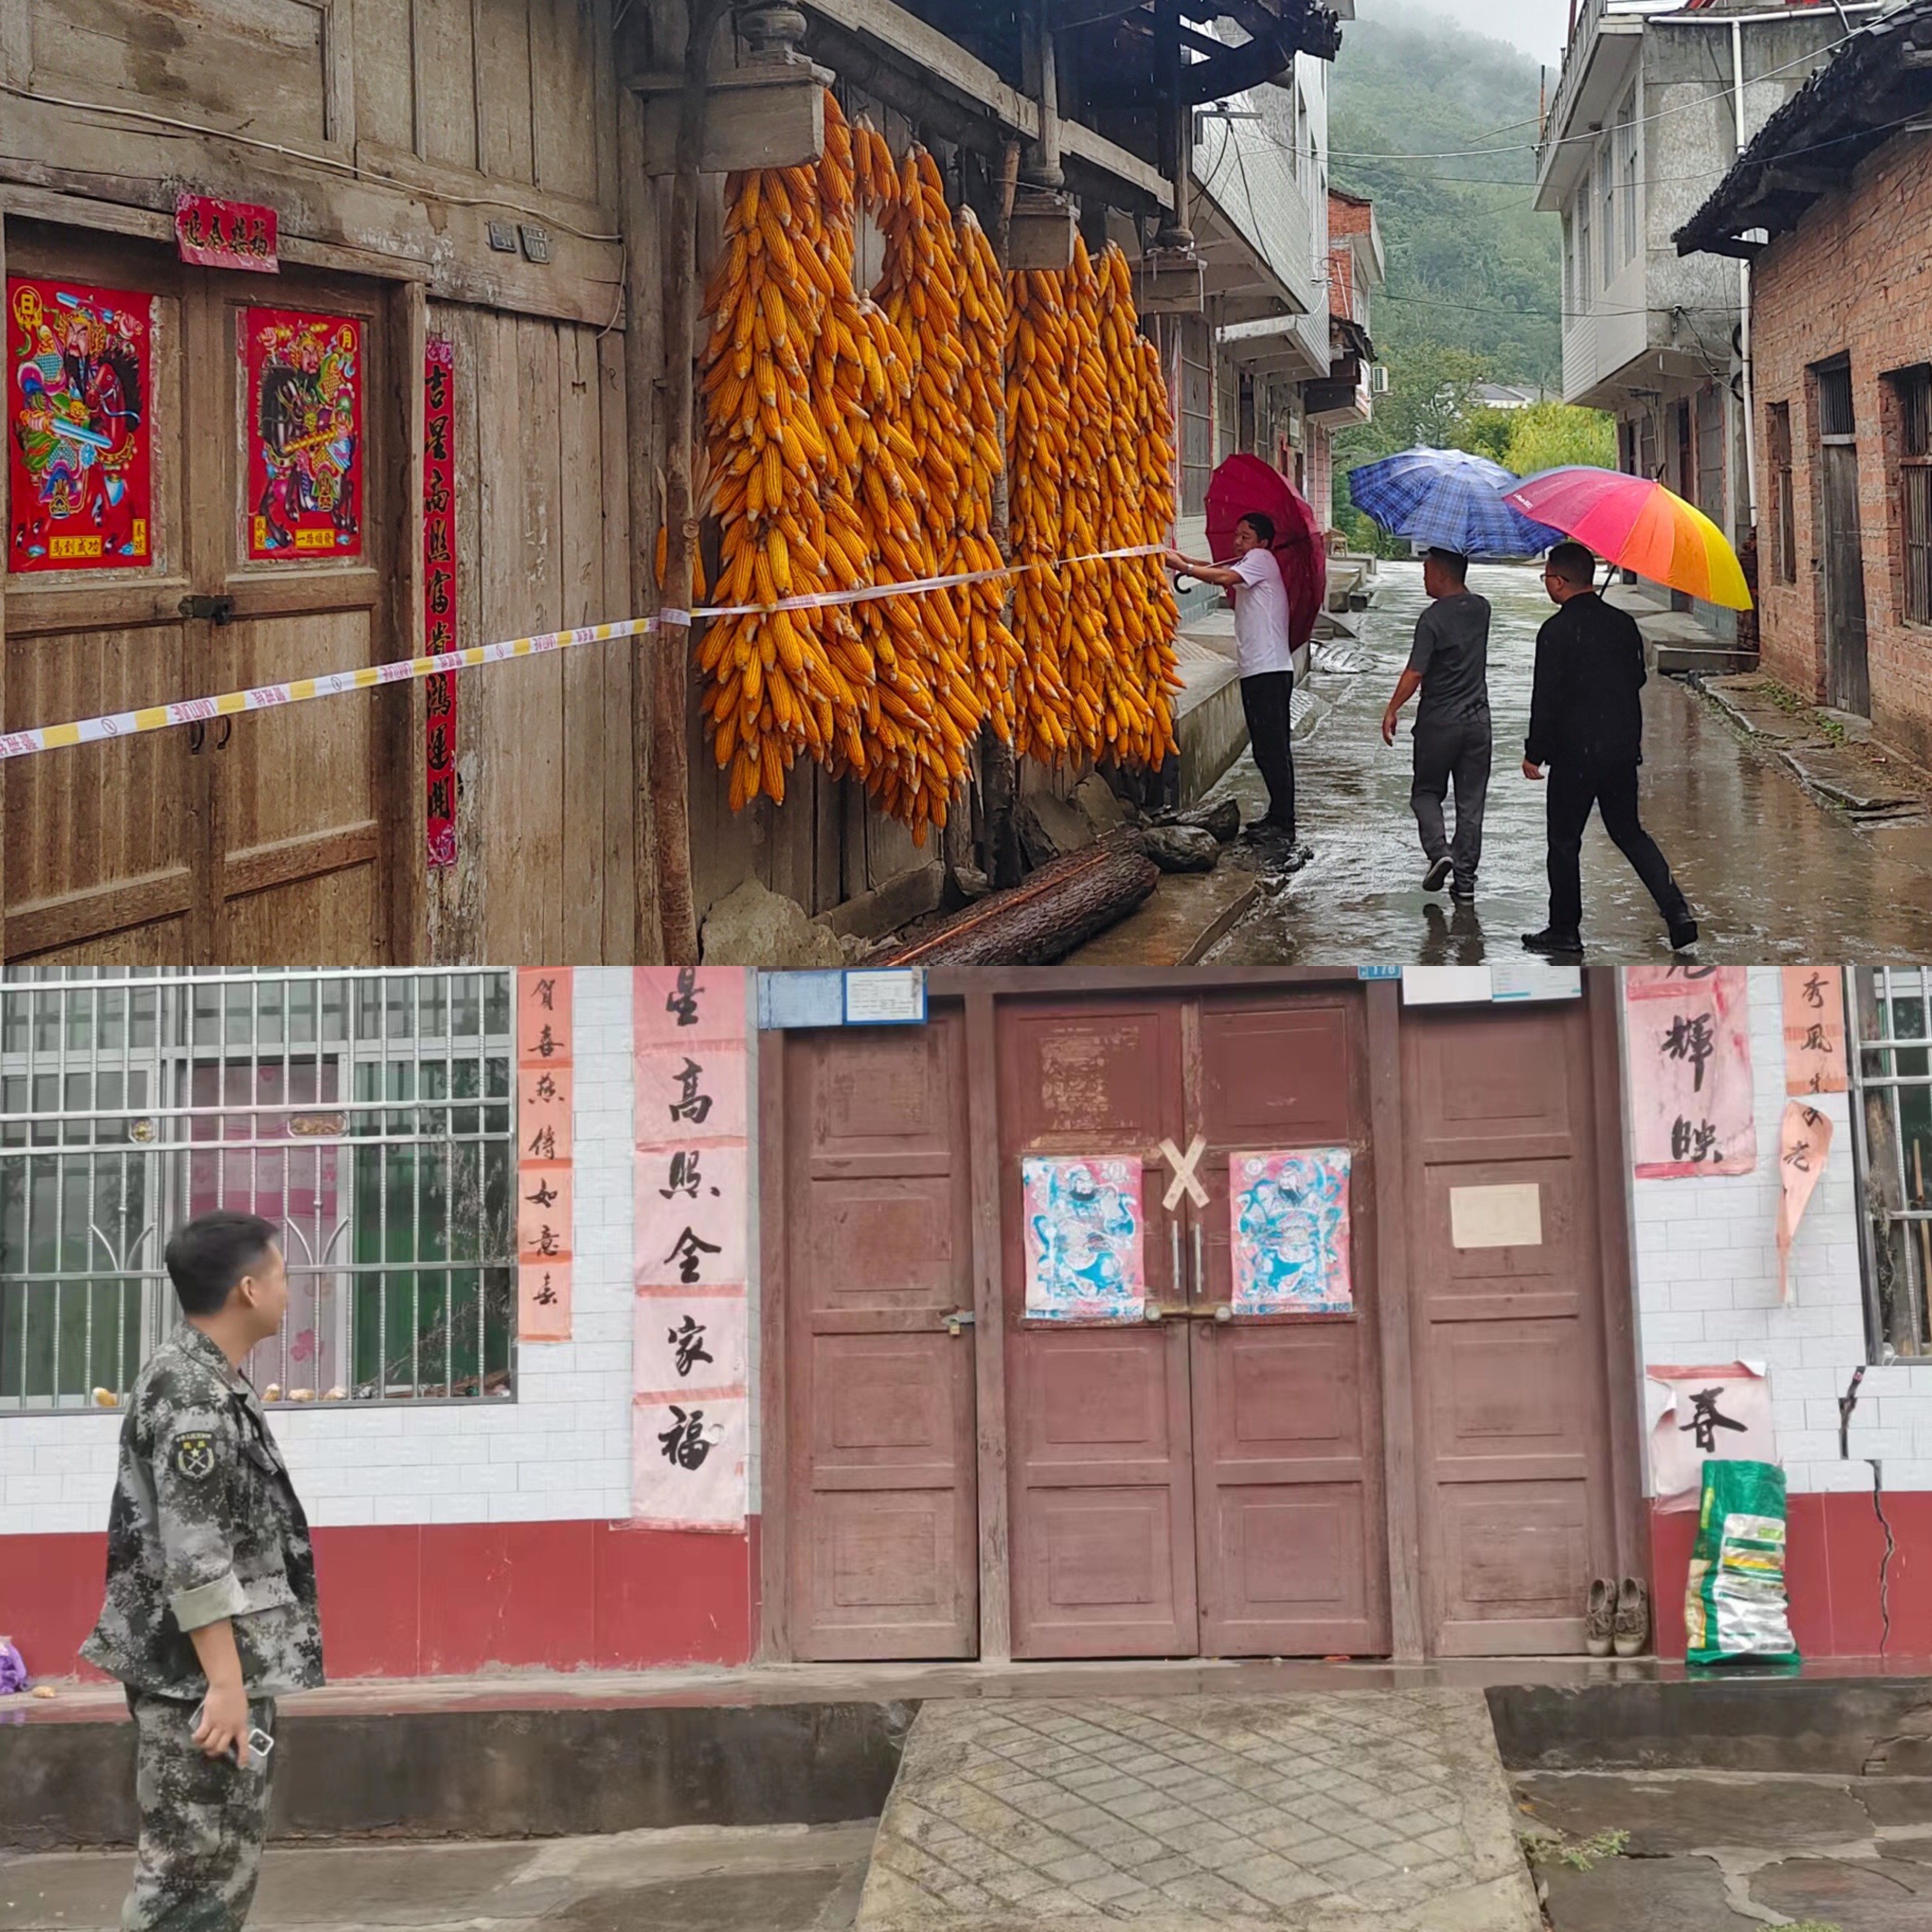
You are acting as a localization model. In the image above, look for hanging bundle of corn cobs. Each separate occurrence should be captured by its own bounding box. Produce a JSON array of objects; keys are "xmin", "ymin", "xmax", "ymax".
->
[
  {"xmin": 1006, "ymin": 236, "xmax": 1180, "ymax": 770},
  {"xmin": 696, "ymin": 90, "xmax": 1174, "ymax": 829}
]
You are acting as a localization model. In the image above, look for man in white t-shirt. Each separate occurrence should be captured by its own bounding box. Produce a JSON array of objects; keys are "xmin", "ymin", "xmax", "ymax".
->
[{"xmin": 1166, "ymin": 513, "xmax": 1299, "ymax": 845}]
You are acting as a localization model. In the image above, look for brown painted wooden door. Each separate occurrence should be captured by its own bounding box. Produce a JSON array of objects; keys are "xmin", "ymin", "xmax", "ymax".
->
[
  {"xmin": 999, "ymin": 988, "xmax": 1387, "ymax": 1660},
  {"xmin": 4, "ymin": 223, "xmax": 398, "ymax": 962},
  {"xmin": 1403, "ymin": 995, "xmax": 1624, "ymax": 1655},
  {"xmin": 1188, "ymin": 992, "xmax": 1388, "ymax": 1657},
  {"xmin": 1000, "ymin": 995, "xmax": 1197, "ymax": 1658},
  {"xmin": 782, "ymin": 1015, "xmax": 979, "ymax": 1659},
  {"xmin": 1821, "ymin": 441, "xmax": 1870, "ymax": 716}
]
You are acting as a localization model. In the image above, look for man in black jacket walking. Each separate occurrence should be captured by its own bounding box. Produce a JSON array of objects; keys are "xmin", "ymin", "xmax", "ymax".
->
[{"xmin": 1520, "ymin": 542, "xmax": 1698, "ymax": 957}]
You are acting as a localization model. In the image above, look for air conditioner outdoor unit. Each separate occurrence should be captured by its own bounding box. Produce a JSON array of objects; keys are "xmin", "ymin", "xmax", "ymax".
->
[{"xmin": 1369, "ymin": 364, "xmax": 1391, "ymax": 396}]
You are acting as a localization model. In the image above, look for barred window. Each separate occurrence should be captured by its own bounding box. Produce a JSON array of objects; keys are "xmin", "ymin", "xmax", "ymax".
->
[
  {"xmin": 1849, "ymin": 968, "xmax": 1932, "ymax": 1360},
  {"xmin": 1, "ymin": 970, "xmax": 517, "ymax": 1412},
  {"xmin": 1893, "ymin": 365, "xmax": 1932, "ymax": 627},
  {"xmin": 1767, "ymin": 401, "xmax": 1796, "ymax": 587}
]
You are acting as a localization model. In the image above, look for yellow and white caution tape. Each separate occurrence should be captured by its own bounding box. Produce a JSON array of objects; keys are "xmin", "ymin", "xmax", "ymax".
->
[{"xmin": 0, "ymin": 545, "xmax": 1169, "ymax": 762}]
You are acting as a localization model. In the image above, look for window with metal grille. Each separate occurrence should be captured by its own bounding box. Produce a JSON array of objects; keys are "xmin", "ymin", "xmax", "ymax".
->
[
  {"xmin": 1767, "ymin": 401, "xmax": 1796, "ymax": 586},
  {"xmin": 1849, "ymin": 968, "xmax": 1932, "ymax": 1361},
  {"xmin": 1893, "ymin": 365, "xmax": 1932, "ymax": 627},
  {"xmin": 1696, "ymin": 386, "xmax": 1725, "ymax": 529},
  {"xmin": 1817, "ymin": 359, "xmax": 1855, "ymax": 440},
  {"xmin": 1599, "ymin": 142, "xmax": 1615, "ymax": 287},
  {"xmin": 1621, "ymin": 94, "xmax": 1639, "ymax": 265},
  {"xmin": 1, "ymin": 970, "xmax": 517, "ymax": 1412}
]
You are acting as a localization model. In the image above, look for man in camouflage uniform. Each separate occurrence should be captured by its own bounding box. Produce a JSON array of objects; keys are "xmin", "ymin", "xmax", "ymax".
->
[{"xmin": 83, "ymin": 1211, "xmax": 324, "ymax": 1931}]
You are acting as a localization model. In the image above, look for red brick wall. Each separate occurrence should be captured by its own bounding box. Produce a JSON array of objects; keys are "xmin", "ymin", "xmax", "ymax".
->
[{"xmin": 1749, "ymin": 128, "xmax": 1932, "ymax": 767}]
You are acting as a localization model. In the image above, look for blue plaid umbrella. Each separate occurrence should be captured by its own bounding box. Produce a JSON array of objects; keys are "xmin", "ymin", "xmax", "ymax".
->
[{"xmin": 1347, "ymin": 447, "xmax": 1565, "ymax": 558}]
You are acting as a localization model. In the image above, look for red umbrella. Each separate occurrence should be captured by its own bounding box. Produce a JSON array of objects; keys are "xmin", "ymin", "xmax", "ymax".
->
[{"xmin": 1203, "ymin": 453, "xmax": 1326, "ymax": 648}]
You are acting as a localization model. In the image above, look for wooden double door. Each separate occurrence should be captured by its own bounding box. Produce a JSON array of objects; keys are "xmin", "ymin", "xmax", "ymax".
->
[
  {"xmin": 997, "ymin": 988, "xmax": 1387, "ymax": 1660},
  {"xmin": 772, "ymin": 975, "xmax": 1639, "ymax": 1664},
  {"xmin": 4, "ymin": 219, "xmax": 403, "ymax": 962}
]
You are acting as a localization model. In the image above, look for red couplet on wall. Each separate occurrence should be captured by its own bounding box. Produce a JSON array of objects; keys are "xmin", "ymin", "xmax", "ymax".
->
[
  {"xmin": 423, "ymin": 335, "xmax": 458, "ymax": 868},
  {"xmin": 175, "ymin": 193, "xmax": 279, "ymax": 273},
  {"xmin": 7, "ymin": 276, "xmax": 154, "ymax": 573},
  {"xmin": 240, "ymin": 306, "xmax": 363, "ymax": 561}
]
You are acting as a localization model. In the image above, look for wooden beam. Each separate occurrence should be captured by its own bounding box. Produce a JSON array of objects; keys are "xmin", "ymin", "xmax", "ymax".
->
[
  {"xmin": 804, "ymin": 0, "xmax": 1171, "ymax": 208},
  {"xmin": 804, "ymin": 0, "xmax": 1040, "ymax": 137},
  {"xmin": 1585, "ymin": 969, "xmax": 1649, "ymax": 1590},
  {"xmin": 756, "ymin": 1028, "xmax": 793, "ymax": 1661},
  {"xmin": 963, "ymin": 988, "xmax": 1014, "ymax": 1663},
  {"xmin": 1364, "ymin": 979, "xmax": 1426, "ymax": 1663}
]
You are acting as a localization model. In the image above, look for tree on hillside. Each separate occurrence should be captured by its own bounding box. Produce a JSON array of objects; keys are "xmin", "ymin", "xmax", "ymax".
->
[
  {"xmin": 1332, "ymin": 339, "xmax": 1488, "ymax": 553},
  {"xmin": 1504, "ymin": 402, "xmax": 1617, "ymax": 477},
  {"xmin": 1452, "ymin": 409, "xmax": 1516, "ymax": 467},
  {"xmin": 1330, "ymin": 1, "xmax": 1561, "ymax": 392}
]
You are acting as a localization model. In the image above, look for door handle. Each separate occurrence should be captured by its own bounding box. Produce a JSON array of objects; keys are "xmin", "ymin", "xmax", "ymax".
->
[
  {"xmin": 943, "ymin": 1309, "xmax": 975, "ymax": 1338},
  {"xmin": 1192, "ymin": 1224, "xmax": 1204, "ymax": 1298},
  {"xmin": 215, "ymin": 716, "xmax": 232, "ymax": 751},
  {"xmin": 1144, "ymin": 1303, "xmax": 1232, "ymax": 1323},
  {"xmin": 1170, "ymin": 1222, "xmax": 1181, "ymax": 1294},
  {"xmin": 179, "ymin": 594, "xmax": 235, "ymax": 624}
]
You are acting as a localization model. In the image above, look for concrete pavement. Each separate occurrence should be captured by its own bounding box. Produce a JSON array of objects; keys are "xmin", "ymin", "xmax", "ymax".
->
[
  {"xmin": 0, "ymin": 1823, "xmax": 877, "ymax": 1931},
  {"xmin": 856, "ymin": 1692, "xmax": 1541, "ymax": 1931},
  {"xmin": 1197, "ymin": 559, "xmax": 1932, "ymax": 963},
  {"xmin": 1518, "ymin": 1766, "xmax": 1932, "ymax": 1930}
]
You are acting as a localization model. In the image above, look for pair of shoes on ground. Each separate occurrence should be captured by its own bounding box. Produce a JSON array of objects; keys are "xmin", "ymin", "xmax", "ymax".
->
[
  {"xmin": 1422, "ymin": 857, "xmax": 1476, "ymax": 904},
  {"xmin": 1585, "ymin": 1577, "xmax": 1649, "ymax": 1658},
  {"xmin": 1522, "ymin": 918, "xmax": 1701, "ymax": 959}
]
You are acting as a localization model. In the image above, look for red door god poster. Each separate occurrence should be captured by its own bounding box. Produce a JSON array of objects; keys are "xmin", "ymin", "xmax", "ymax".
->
[
  {"xmin": 8, "ymin": 277, "xmax": 153, "ymax": 573},
  {"xmin": 242, "ymin": 306, "xmax": 363, "ymax": 559}
]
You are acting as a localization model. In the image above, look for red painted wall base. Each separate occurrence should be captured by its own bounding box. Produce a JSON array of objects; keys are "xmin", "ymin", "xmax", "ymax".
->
[
  {"xmin": 1650, "ymin": 1489, "xmax": 1932, "ymax": 1660},
  {"xmin": 2, "ymin": 1520, "xmax": 757, "ymax": 1681}
]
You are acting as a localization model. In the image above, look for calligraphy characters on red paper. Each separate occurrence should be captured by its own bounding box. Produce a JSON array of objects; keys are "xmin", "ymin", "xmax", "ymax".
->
[
  {"xmin": 423, "ymin": 336, "xmax": 459, "ymax": 867},
  {"xmin": 175, "ymin": 194, "xmax": 278, "ymax": 273},
  {"xmin": 8, "ymin": 277, "xmax": 152, "ymax": 573},
  {"xmin": 243, "ymin": 307, "xmax": 362, "ymax": 560}
]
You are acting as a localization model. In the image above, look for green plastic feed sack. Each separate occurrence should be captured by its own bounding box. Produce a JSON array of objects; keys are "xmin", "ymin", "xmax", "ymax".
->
[{"xmin": 1684, "ymin": 1459, "xmax": 1799, "ymax": 1666}]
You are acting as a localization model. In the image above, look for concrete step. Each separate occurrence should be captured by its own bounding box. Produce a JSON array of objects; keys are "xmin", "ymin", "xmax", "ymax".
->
[{"xmin": 856, "ymin": 1691, "xmax": 1542, "ymax": 1931}]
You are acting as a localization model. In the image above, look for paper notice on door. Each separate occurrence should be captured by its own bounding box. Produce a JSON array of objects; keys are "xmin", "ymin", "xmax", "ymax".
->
[{"xmin": 1448, "ymin": 1182, "xmax": 1543, "ymax": 1250}]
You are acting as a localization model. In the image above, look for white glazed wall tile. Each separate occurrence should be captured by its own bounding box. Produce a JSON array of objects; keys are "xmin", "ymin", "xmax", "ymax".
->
[
  {"xmin": 1628, "ymin": 967, "xmax": 1932, "ymax": 1496},
  {"xmin": 1, "ymin": 968, "xmax": 648, "ymax": 1539}
]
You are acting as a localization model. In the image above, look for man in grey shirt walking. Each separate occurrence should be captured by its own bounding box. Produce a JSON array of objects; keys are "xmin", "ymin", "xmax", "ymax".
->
[{"xmin": 1381, "ymin": 548, "xmax": 1492, "ymax": 901}]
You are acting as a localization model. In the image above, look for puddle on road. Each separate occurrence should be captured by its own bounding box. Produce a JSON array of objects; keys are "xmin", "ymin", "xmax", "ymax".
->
[{"xmin": 1203, "ymin": 560, "xmax": 1932, "ymax": 964}]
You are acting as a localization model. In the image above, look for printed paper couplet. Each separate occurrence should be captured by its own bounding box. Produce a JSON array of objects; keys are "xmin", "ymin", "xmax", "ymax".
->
[
  {"xmin": 423, "ymin": 336, "xmax": 458, "ymax": 868},
  {"xmin": 516, "ymin": 970, "xmax": 574, "ymax": 1341},
  {"xmin": 1776, "ymin": 1100, "xmax": 1833, "ymax": 1305},
  {"xmin": 1781, "ymin": 967, "xmax": 1847, "ymax": 1096},
  {"xmin": 1645, "ymin": 1362, "xmax": 1773, "ymax": 1510},
  {"xmin": 8, "ymin": 277, "xmax": 154, "ymax": 574},
  {"xmin": 1626, "ymin": 965, "xmax": 1757, "ymax": 1179},
  {"xmin": 632, "ymin": 968, "xmax": 750, "ymax": 1532},
  {"xmin": 241, "ymin": 307, "xmax": 363, "ymax": 560},
  {"xmin": 175, "ymin": 194, "xmax": 278, "ymax": 273}
]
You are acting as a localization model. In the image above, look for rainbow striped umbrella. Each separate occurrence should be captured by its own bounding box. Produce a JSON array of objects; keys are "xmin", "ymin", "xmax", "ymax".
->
[{"xmin": 1502, "ymin": 467, "xmax": 1752, "ymax": 610}]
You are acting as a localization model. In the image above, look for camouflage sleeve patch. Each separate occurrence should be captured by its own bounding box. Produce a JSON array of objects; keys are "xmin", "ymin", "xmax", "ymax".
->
[
  {"xmin": 154, "ymin": 1410, "xmax": 245, "ymax": 1632},
  {"xmin": 174, "ymin": 1432, "xmax": 219, "ymax": 1482}
]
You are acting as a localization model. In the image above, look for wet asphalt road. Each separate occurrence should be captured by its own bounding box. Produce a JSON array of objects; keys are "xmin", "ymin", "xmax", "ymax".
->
[{"xmin": 1202, "ymin": 560, "xmax": 1932, "ymax": 966}]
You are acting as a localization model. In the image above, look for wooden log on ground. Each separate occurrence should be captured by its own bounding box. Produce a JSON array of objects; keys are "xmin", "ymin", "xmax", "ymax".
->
[{"xmin": 878, "ymin": 833, "xmax": 1158, "ymax": 966}]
